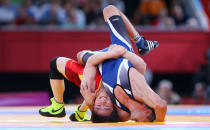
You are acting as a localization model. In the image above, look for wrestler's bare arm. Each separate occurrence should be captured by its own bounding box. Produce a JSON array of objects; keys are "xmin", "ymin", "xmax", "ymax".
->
[
  {"xmin": 80, "ymin": 64, "xmax": 97, "ymax": 109},
  {"xmin": 123, "ymin": 50, "xmax": 146, "ymax": 75},
  {"xmin": 81, "ymin": 45, "xmax": 126, "ymax": 89},
  {"xmin": 129, "ymin": 68, "xmax": 167, "ymax": 122},
  {"xmin": 77, "ymin": 49, "xmax": 147, "ymax": 76},
  {"xmin": 86, "ymin": 46, "xmax": 126, "ymax": 66},
  {"xmin": 80, "ymin": 46, "xmax": 126, "ymax": 108},
  {"xmin": 76, "ymin": 50, "xmax": 89, "ymax": 65}
]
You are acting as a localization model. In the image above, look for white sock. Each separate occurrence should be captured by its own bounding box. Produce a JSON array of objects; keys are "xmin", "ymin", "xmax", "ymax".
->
[{"xmin": 132, "ymin": 33, "xmax": 141, "ymax": 43}]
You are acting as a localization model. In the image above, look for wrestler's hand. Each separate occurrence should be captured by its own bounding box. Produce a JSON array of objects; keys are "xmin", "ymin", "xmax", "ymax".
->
[
  {"xmin": 81, "ymin": 64, "xmax": 96, "ymax": 92},
  {"xmin": 80, "ymin": 77, "xmax": 98, "ymax": 109},
  {"xmin": 108, "ymin": 44, "xmax": 126, "ymax": 59},
  {"xmin": 80, "ymin": 64, "xmax": 97, "ymax": 108}
]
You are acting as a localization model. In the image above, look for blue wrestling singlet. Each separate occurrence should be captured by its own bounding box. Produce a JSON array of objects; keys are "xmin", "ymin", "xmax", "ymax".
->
[{"xmin": 83, "ymin": 15, "xmax": 136, "ymax": 113}]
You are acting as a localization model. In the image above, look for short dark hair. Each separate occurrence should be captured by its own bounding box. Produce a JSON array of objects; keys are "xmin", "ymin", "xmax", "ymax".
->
[
  {"xmin": 146, "ymin": 106, "xmax": 156, "ymax": 122},
  {"xmin": 91, "ymin": 109, "xmax": 120, "ymax": 123}
]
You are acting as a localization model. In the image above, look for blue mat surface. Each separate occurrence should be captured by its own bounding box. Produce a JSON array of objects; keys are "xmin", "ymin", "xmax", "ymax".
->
[
  {"xmin": 1, "ymin": 105, "xmax": 210, "ymax": 130},
  {"xmin": 1, "ymin": 106, "xmax": 210, "ymax": 115}
]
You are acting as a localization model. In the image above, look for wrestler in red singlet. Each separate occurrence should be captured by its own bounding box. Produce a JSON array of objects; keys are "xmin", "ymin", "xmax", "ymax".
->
[{"xmin": 65, "ymin": 59, "xmax": 101, "ymax": 90}]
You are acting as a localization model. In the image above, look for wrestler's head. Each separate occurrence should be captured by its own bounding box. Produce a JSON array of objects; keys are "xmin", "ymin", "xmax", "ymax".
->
[
  {"xmin": 91, "ymin": 90, "xmax": 120, "ymax": 122},
  {"xmin": 90, "ymin": 88, "xmax": 155, "ymax": 122}
]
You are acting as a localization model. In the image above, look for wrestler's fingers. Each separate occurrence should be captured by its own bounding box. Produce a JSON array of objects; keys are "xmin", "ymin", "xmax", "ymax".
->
[
  {"xmin": 85, "ymin": 81, "xmax": 90, "ymax": 90},
  {"xmin": 87, "ymin": 81, "xmax": 94, "ymax": 93},
  {"xmin": 80, "ymin": 81, "xmax": 86, "ymax": 91},
  {"xmin": 122, "ymin": 48, "xmax": 127, "ymax": 55},
  {"xmin": 80, "ymin": 82, "xmax": 87, "ymax": 96},
  {"xmin": 108, "ymin": 44, "xmax": 115, "ymax": 51},
  {"xmin": 117, "ymin": 46, "xmax": 126, "ymax": 55},
  {"xmin": 94, "ymin": 89, "xmax": 99, "ymax": 96},
  {"xmin": 80, "ymin": 87, "xmax": 84, "ymax": 95}
]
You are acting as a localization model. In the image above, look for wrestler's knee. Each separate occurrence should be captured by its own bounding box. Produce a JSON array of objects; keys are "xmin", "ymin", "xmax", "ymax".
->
[
  {"xmin": 103, "ymin": 5, "xmax": 116, "ymax": 13},
  {"xmin": 50, "ymin": 57, "xmax": 60, "ymax": 71},
  {"xmin": 56, "ymin": 57, "xmax": 70, "ymax": 73},
  {"xmin": 103, "ymin": 5, "xmax": 119, "ymax": 21},
  {"xmin": 49, "ymin": 57, "xmax": 70, "ymax": 79},
  {"xmin": 49, "ymin": 57, "xmax": 63, "ymax": 79}
]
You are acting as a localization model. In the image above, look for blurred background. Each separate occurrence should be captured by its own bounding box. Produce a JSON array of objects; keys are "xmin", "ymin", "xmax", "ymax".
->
[{"xmin": 0, "ymin": 0, "xmax": 209, "ymax": 106}]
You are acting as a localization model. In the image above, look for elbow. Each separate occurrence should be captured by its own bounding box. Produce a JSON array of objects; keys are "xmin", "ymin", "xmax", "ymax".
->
[
  {"xmin": 161, "ymin": 100, "xmax": 167, "ymax": 111},
  {"xmin": 157, "ymin": 100, "xmax": 167, "ymax": 115},
  {"xmin": 155, "ymin": 100, "xmax": 167, "ymax": 122},
  {"xmin": 76, "ymin": 51, "xmax": 82, "ymax": 61},
  {"xmin": 157, "ymin": 100, "xmax": 167, "ymax": 111},
  {"xmin": 76, "ymin": 52, "xmax": 81, "ymax": 60},
  {"xmin": 77, "ymin": 51, "xmax": 85, "ymax": 65}
]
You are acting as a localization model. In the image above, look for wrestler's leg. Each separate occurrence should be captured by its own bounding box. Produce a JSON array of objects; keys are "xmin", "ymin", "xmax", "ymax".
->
[
  {"xmin": 55, "ymin": 57, "xmax": 88, "ymax": 112},
  {"xmin": 50, "ymin": 57, "xmax": 69, "ymax": 103},
  {"xmin": 39, "ymin": 57, "xmax": 68, "ymax": 117},
  {"xmin": 40, "ymin": 57, "xmax": 88, "ymax": 118},
  {"xmin": 129, "ymin": 68, "xmax": 167, "ymax": 122},
  {"xmin": 103, "ymin": 5, "xmax": 159, "ymax": 55},
  {"xmin": 103, "ymin": 5, "xmax": 133, "ymax": 52},
  {"xmin": 50, "ymin": 79, "xmax": 65, "ymax": 103},
  {"xmin": 103, "ymin": 5, "xmax": 138, "ymax": 40}
]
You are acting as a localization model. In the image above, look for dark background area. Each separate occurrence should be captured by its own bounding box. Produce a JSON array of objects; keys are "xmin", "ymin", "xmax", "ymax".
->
[{"xmin": 0, "ymin": 72, "xmax": 197, "ymax": 102}]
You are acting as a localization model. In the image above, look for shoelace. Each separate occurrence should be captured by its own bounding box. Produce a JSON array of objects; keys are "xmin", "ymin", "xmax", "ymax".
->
[{"xmin": 146, "ymin": 40, "xmax": 155, "ymax": 51}]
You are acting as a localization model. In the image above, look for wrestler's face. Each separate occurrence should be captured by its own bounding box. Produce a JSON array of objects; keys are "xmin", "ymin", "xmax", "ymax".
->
[{"xmin": 93, "ymin": 91, "xmax": 114, "ymax": 116}]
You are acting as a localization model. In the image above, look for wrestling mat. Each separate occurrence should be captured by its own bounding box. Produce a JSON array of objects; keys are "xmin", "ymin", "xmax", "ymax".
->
[{"xmin": 0, "ymin": 105, "xmax": 210, "ymax": 130}]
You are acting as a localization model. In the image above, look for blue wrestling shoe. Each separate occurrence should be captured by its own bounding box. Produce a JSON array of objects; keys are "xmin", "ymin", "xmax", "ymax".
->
[{"xmin": 135, "ymin": 36, "xmax": 159, "ymax": 55}]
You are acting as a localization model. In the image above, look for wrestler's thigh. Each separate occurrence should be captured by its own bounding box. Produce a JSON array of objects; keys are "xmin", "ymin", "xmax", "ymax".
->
[{"xmin": 56, "ymin": 57, "xmax": 70, "ymax": 78}]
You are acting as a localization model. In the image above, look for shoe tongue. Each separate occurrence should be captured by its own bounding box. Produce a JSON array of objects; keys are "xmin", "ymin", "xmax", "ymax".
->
[{"xmin": 50, "ymin": 98, "xmax": 54, "ymax": 103}]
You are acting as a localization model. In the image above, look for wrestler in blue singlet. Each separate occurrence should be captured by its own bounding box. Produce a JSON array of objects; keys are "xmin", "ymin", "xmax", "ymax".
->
[{"xmin": 83, "ymin": 15, "xmax": 136, "ymax": 113}]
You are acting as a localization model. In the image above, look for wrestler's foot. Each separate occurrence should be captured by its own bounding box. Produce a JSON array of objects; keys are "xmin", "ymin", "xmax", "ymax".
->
[
  {"xmin": 135, "ymin": 36, "xmax": 159, "ymax": 55},
  {"xmin": 39, "ymin": 98, "xmax": 66, "ymax": 117},
  {"xmin": 69, "ymin": 105, "xmax": 90, "ymax": 122}
]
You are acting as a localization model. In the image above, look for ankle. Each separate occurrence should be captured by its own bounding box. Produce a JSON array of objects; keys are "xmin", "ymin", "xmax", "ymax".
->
[
  {"xmin": 54, "ymin": 98, "xmax": 63, "ymax": 104},
  {"xmin": 78, "ymin": 105, "xmax": 88, "ymax": 112},
  {"xmin": 132, "ymin": 33, "xmax": 141, "ymax": 43}
]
